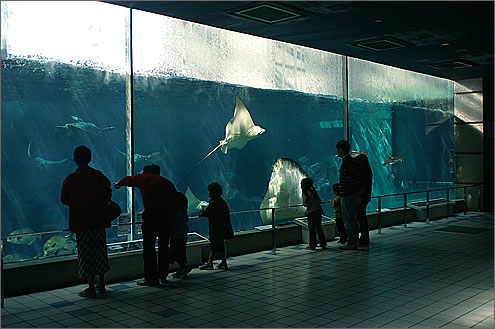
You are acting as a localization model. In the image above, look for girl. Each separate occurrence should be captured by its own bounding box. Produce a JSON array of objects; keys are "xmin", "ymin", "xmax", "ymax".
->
[{"xmin": 301, "ymin": 177, "xmax": 326, "ymax": 250}]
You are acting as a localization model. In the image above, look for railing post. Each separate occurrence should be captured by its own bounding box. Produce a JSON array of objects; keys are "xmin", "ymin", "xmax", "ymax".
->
[
  {"xmin": 463, "ymin": 186, "xmax": 467, "ymax": 215},
  {"xmin": 271, "ymin": 208, "xmax": 276, "ymax": 255},
  {"xmin": 1, "ymin": 239, "xmax": 4, "ymax": 308},
  {"xmin": 426, "ymin": 191, "xmax": 430, "ymax": 224},
  {"xmin": 477, "ymin": 186, "xmax": 481, "ymax": 211},
  {"xmin": 446, "ymin": 188, "xmax": 450, "ymax": 218},
  {"xmin": 403, "ymin": 194, "xmax": 407, "ymax": 228},
  {"xmin": 378, "ymin": 197, "xmax": 382, "ymax": 234}
]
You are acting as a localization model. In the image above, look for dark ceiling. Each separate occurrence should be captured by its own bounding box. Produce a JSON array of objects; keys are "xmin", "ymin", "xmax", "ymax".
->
[{"xmin": 105, "ymin": 1, "xmax": 494, "ymax": 82}]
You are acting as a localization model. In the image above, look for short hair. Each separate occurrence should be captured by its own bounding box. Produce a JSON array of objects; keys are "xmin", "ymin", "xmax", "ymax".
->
[
  {"xmin": 336, "ymin": 140, "xmax": 350, "ymax": 154},
  {"xmin": 332, "ymin": 183, "xmax": 340, "ymax": 195},
  {"xmin": 176, "ymin": 192, "xmax": 188, "ymax": 209},
  {"xmin": 300, "ymin": 177, "xmax": 314, "ymax": 190},
  {"xmin": 73, "ymin": 146, "xmax": 91, "ymax": 166},
  {"xmin": 143, "ymin": 164, "xmax": 160, "ymax": 175},
  {"xmin": 208, "ymin": 182, "xmax": 222, "ymax": 197}
]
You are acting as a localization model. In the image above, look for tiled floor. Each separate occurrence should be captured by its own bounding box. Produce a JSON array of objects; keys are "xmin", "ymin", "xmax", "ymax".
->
[{"xmin": 1, "ymin": 212, "xmax": 493, "ymax": 328}]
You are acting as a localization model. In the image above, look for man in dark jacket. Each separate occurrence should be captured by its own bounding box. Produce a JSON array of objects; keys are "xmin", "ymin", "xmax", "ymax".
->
[
  {"xmin": 336, "ymin": 140, "xmax": 362, "ymax": 250},
  {"xmin": 356, "ymin": 154, "xmax": 373, "ymax": 248},
  {"xmin": 115, "ymin": 164, "xmax": 177, "ymax": 286},
  {"xmin": 61, "ymin": 146, "xmax": 111, "ymax": 298}
]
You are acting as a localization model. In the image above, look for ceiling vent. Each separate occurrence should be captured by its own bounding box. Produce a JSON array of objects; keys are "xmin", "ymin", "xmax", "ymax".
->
[
  {"xmin": 348, "ymin": 36, "xmax": 414, "ymax": 52},
  {"xmin": 427, "ymin": 60, "xmax": 478, "ymax": 70},
  {"xmin": 227, "ymin": 2, "xmax": 307, "ymax": 24}
]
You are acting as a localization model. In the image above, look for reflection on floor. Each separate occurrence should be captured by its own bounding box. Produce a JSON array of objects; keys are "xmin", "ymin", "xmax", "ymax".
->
[{"xmin": 1, "ymin": 212, "xmax": 494, "ymax": 328}]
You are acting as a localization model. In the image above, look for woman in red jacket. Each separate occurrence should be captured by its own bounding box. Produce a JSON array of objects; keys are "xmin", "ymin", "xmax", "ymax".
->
[{"xmin": 61, "ymin": 146, "xmax": 112, "ymax": 298}]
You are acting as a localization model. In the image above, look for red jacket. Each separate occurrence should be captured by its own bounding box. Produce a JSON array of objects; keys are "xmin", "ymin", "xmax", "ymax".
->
[
  {"xmin": 61, "ymin": 166, "xmax": 112, "ymax": 233},
  {"xmin": 117, "ymin": 173, "xmax": 176, "ymax": 209}
]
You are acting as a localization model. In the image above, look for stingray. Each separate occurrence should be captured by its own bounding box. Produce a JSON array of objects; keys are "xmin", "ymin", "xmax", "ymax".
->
[
  {"xmin": 28, "ymin": 141, "xmax": 68, "ymax": 166},
  {"xmin": 57, "ymin": 115, "xmax": 116, "ymax": 135},
  {"xmin": 184, "ymin": 185, "xmax": 209, "ymax": 215},
  {"xmin": 115, "ymin": 147, "xmax": 166, "ymax": 163},
  {"xmin": 259, "ymin": 157, "xmax": 309, "ymax": 225},
  {"xmin": 178, "ymin": 96, "xmax": 265, "ymax": 185}
]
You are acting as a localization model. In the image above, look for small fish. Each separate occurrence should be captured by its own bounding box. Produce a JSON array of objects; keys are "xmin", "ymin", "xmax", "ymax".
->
[
  {"xmin": 146, "ymin": 152, "xmax": 166, "ymax": 163},
  {"xmin": 6, "ymin": 227, "xmax": 42, "ymax": 246},
  {"xmin": 382, "ymin": 154, "xmax": 405, "ymax": 167},
  {"xmin": 3, "ymin": 253, "xmax": 35, "ymax": 263},
  {"xmin": 350, "ymin": 149, "xmax": 369, "ymax": 157},
  {"xmin": 43, "ymin": 233, "xmax": 77, "ymax": 257}
]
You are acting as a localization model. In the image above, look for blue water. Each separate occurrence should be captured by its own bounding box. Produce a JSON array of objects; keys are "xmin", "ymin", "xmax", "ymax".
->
[{"xmin": 1, "ymin": 58, "xmax": 454, "ymax": 262}]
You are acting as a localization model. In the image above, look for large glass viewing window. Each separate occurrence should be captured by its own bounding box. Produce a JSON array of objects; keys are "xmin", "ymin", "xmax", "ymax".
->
[
  {"xmin": 1, "ymin": 1, "xmax": 454, "ymax": 265},
  {"xmin": 347, "ymin": 58, "xmax": 455, "ymax": 210}
]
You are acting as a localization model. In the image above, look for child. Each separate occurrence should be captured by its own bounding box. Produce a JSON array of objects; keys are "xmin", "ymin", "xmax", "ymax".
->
[
  {"xmin": 301, "ymin": 177, "xmax": 327, "ymax": 251},
  {"xmin": 198, "ymin": 182, "xmax": 234, "ymax": 270},
  {"xmin": 169, "ymin": 192, "xmax": 191, "ymax": 279},
  {"xmin": 329, "ymin": 183, "xmax": 347, "ymax": 244}
]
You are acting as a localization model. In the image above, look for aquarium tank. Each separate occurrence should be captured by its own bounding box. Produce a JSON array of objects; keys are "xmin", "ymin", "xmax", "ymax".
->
[{"xmin": 1, "ymin": 1, "xmax": 454, "ymax": 264}]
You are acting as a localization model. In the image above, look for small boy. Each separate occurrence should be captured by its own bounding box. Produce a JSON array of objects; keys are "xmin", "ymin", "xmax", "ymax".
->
[
  {"xmin": 329, "ymin": 183, "xmax": 347, "ymax": 244},
  {"xmin": 198, "ymin": 182, "xmax": 234, "ymax": 270},
  {"xmin": 169, "ymin": 192, "xmax": 191, "ymax": 279}
]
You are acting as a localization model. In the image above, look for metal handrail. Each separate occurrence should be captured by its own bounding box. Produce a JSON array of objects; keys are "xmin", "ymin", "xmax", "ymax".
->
[{"xmin": 0, "ymin": 183, "xmax": 484, "ymax": 241}]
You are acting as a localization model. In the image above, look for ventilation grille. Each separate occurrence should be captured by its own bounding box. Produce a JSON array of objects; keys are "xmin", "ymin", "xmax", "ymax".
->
[
  {"xmin": 227, "ymin": 2, "xmax": 307, "ymax": 24},
  {"xmin": 348, "ymin": 36, "xmax": 414, "ymax": 52},
  {"xmin": 427, "ymin": 60, "xmax": 478, "ymax": 70}
]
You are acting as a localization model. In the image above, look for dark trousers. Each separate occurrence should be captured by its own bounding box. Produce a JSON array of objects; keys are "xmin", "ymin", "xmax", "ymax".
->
[
  {"xmin": 142, "ymin": 207, "xmax": 174, "ymax": 281},
  {"xmin": 335, "ymin": 217, "xmax": 347, "ymax": 243},
  {"xmin": 170, "ymin": 238, "xmax": 188, "ymax": 267},
  {"xmin": 307, "ymin": 211, "xmax": 326, "ymax": 248},
  {"xmin": 357, "ymin": 199, "xmax": 370, "ymax": 244}
]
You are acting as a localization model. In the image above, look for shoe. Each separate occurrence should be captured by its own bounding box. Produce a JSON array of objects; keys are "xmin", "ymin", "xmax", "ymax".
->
[
  {"xmin": 95, "ymin": 285, "xmax": 106, "ymax": 293},
  {"xmin": 337, "ymin": 240, "xmax": 347, "ymax": 244},
  {"xmin": 172, "ymin": 269, "xmax": 182, "ymax": 279},
  {"xmin": 338, "ymin": 243, "xmax": 358, "ymax": 250},
  {"xmin": 217, "ymin": 262, "xmax": 229, "ymax": 270},
  {"xmin": 136, "ymin": 279, "xmax": 159, "ymax": 286},
  {"xmin": 180, "ymin": 265, "xmax": 193, "ymax": 279},
  {"xmin": 78, "ymin": 288, "xmax": 96, "ymax": 298},
  {"xmin": 318, "ymin": 245, "xmax": 327, "ymax": 250},
  {"xmin": 199, "ymin": 263, "xmax": 213, "ymax": 270},
  {"xmin": 305, "ymin": 246, "xmax": 316, "ymax": 251}
]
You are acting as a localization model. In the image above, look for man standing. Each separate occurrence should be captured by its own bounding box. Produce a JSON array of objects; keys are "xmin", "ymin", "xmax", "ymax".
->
[
  {"xmin": 355, "ymin": 154, "xmax": 373, "ymax": 248},
  {"xmin": 61, "ymin": 146, "xmax": 111, "ymax": 298},
  {"xmin": 336, "ymin": 140, "xmax": 361, "ymax": 250},
  {"xmin": 115, "ymin": 164, "xmax": 177, "ymax": 286}
]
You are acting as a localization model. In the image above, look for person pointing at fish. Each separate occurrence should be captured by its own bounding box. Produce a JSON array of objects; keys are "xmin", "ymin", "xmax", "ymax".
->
[
  {"xmin": 114, "ymin": 164, "xmax": 177, "ymax": 286},
  {"xmin": 61, "ymin": 146, "xmax": 112, "ymax": 298}
]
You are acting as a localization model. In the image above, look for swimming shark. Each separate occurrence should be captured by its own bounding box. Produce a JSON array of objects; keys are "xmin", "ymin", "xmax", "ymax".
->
[
  {"xmin": 382, "ymin": 154, "xmax": 405, "ymax": 167},
  {"xmin": 335, "ymin": 149, "xmax": 368, "ymax": 158},
  {"xmin": 28, "ymin": 141, "xmax": 68, "ymax": 166},
  {"xmin": 178, "ymin": 96, "xmax": 265, "ymax": 185},
  {"xmin": 57, "ymin": 115, "xmax": 116, "ymax": 134}
]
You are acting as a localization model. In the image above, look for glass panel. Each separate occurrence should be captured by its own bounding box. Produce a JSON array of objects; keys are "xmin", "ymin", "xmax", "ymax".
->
[
  {"xmin": 454, "ymin": 92, "xmax": 483, "ymax": 125},
  {"xmin": 455, "ymin": 123, "xmax": 483, "ymax": 153},
  {"xmin": 1, "ymin": 1, "xmax": 128, "ymax": 263},
  {"xmin": 132, "ymin": 10, "xmax": 343, "ymax": 236},
  {"xmin": 348, "ymin": 57, "xmax": 455, "ymax": 210}
]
